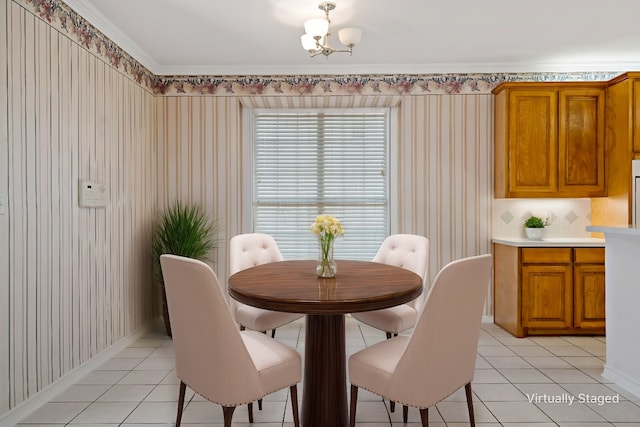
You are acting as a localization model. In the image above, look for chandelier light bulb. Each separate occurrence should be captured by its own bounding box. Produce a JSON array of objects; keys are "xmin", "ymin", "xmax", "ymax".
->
[
  {"xmin": 301, "ymin": 34, "xmax": 318, "ymax": 51},
  {"xmin": 338, "ymin": 28, "xmax": 362, "ymax": 47},
  {"xmin": 304, "ymin": 18, "xmax": 329, "ymax": 39}
]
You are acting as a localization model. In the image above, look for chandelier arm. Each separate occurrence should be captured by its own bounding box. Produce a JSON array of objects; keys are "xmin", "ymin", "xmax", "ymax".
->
[{"xmin": 308, "ymin": 47, "xmax": 352, "ymax": 58}]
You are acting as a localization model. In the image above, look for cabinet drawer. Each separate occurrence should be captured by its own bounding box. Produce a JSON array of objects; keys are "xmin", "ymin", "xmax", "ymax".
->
[
  {"xmin": 522, "ymin": 248, "xmax": 572, "ymax": 264},
  {"xmin": 574, "ymin": 248, "xmax": 605, "ymax": 264}
]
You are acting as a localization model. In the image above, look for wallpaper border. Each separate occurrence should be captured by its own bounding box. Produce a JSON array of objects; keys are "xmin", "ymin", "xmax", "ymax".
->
[{"xmin": 24, "ymin": 0, "xmax": 623, "ymax": 95}]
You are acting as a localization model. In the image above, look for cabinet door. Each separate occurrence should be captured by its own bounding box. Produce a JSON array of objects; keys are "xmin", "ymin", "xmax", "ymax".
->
[
  {"xmin": 633, "ymin": 80, "xmax": 640, "ymax": 153},
  {"xmin": 507, "ymin": 90, "xmax": 558, "ymax": 195},
  {"xmin": 558, "ymin": 89, "xmax": 606, "ymax": 196},
  {"xmin": 522, "ymin": 265, "xmax": 572, "ymax": 330},
  {"xmin": 574, "ymin": 264, "xmax": 606, "ymax": 329}
]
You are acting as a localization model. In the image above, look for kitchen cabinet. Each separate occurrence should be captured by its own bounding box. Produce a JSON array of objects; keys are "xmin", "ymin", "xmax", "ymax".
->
[
  {"xmin": 493, "ymin": 243, "xmax": 605, "ymax": 337},
  {"xmin": 493, "ymin": 82, "xmax": 606, "ymax": 198},
  {"xmin": 634, "ymin": 79, "xmax": 640, "ymax": 154},
  {"xmin": 591, "ymin": 72, "xmax": 640, "ymax": 230},
  {"xmin": 574, "ymin": 263, "xmax": 606, "ymax": 329},
  {"xmin": 521, "ymin": 248, "xmax": 573, "ymax": 331}
]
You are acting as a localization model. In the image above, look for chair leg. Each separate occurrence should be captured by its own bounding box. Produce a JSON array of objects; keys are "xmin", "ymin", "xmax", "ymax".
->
[
  {"xmin": 271, "ymin": 329, "xmax": 276, "ymax": 338},
  {"xmin": 222, "ymin": 406, "xmax": 236, "ymax": 427},
  {"xmin": 240, "ymin": 325, "xmax": 245, "ymax": 331},
  {"xmin": 386, "ymin": 331, "xmax": 392, "ymax": 339},
  {"xmin": 349, "ymin": 385, "xmax": 358, "ymax": 427},
  {"xmin": 247, "ymin": 402, "xmax": 253, "ymax": 423},
  {"xmin": 258, "ymin": 398, "xmax": 262, "ymax": 410},
  {"xmin": 465, "ymin": 382, "xmax": 475, "ymax": 427},
  {"xmin": 390, "ymin": 400, "xmax": 395, "ymax": 412},
  {"xmin": 419, "ymin": 407, "xmax": 428, "ymax": 426},
  {"xmin": 290, "ymin": 384, "xmax": 300, "ymax": 427},
  {"xmin": 175, "ymin": 381, "xmax": 186, "ymax": 427},
  {"xmin": 403, "ymin": 405, "xmax": 408, "ymax": 423}
]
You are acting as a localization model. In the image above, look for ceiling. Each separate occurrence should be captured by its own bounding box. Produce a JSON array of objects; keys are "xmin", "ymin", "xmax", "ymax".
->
[{"xmin": 64, "ymin": 0, "xmax": 640, "ymax": 76}]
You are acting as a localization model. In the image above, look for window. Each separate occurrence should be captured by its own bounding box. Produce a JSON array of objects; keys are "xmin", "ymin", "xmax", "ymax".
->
[{"xmin": 251, "ymin": 109, "xmax": 389, "ymax": 260}]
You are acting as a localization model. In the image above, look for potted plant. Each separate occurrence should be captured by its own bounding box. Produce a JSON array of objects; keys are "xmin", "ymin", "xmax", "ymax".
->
[
  {"xmin": 152, "ymin": 200, "xmax": 218, "ymax": 336},
  {"xmin": 524, "ymin": 215, "xmax": 546, "ymax": 240}
]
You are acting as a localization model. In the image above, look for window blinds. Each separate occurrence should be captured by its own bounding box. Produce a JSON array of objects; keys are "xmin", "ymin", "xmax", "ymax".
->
[{"xmin": 253, "ymin": 110, "xmax": 389, "ymax": 260}]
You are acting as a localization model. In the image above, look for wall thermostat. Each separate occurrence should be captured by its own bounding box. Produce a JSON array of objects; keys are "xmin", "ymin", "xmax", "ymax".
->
[{"xmin": 79, "ymin": 180, "xmax": 108, "ymax": 208}]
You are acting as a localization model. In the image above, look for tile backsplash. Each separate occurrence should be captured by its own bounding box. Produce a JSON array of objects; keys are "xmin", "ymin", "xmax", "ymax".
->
[{"xmin": 492, "ymin": 199, "xmax": 593, "ymax": 239}]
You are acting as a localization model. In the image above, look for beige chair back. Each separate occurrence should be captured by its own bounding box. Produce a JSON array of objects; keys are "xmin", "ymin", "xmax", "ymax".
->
[
  {"xmin": 229, "ymin": 233, "xmax": 285, "ymax": 275},
  {"xmin": 387, "ymin": 254, "xmax": 492, "ymax": 407},
  {"xmin": 160, "ymin": 254, "xmax": 264, "ymax": 406},
  {"xmin": 372, "ymin": 234, "xmax": 429, "ymax": 309}
]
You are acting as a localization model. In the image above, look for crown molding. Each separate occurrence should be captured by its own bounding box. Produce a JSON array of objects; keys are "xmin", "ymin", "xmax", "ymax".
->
[{"xmin": 62, "ymin": 0, "xmax": 161, "ymax": 73}]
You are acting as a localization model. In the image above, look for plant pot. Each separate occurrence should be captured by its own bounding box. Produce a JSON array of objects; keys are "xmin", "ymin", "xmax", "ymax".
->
[{"xmin": 525, "ymin": 227, "xmax": 545, "ymax": 240}]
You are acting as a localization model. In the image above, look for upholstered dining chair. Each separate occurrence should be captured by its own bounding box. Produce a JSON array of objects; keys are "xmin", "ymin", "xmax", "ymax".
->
[
  {"xmin": 160, "ymin": 254, "xmax": 302, "ymax": 427},
  {"xmin": 229, "ymin": 233, "xmax": 304, "ymax": 337},
  {"xmin": 351, "ymin": 234, "xmax": 429, "ymax": 338},
  {"xmin": 348, "ymin": 254, "xmax": 492, "ymax": 427}
]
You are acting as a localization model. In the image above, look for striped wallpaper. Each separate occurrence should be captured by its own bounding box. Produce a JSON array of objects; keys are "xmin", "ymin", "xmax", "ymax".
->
[
  {"xmin": 155, "ymin": 96, "xmax": 243, "ymax": 282},
  {"xmin": 1, "ymin": 0, "xmax": 9, "ymax": 416},
  {"xmin": 157, "ymin": 95, "xmax": 494, "ymax": 304},
  {"xmin": 1, "ymin": 0, "xmax": 157, "ymax": 413},
  {"xmin": 397, "ymin": 95, "xmax": 493, "ymax": 288},
  {"xmin": 2, "ymin": 0, "xmax": 494, "ymax": 418}
]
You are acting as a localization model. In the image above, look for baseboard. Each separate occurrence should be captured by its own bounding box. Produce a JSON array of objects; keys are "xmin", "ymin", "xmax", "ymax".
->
[
  {"xmin": 603, "ymin": 364, "xmax": 640, "ymax": 399},
  {"xmin": 0, "ymin": 318, "xmax": 161, "ymax": 427},
  {"xmin": 482, "ymin": 314, "xmax": 494, "ymax": 324}
]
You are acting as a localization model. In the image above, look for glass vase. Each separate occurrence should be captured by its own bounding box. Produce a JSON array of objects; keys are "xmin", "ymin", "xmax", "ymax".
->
[{"xmin": 316, "ymin": 238, "xmax": 337, "ymax": 278}]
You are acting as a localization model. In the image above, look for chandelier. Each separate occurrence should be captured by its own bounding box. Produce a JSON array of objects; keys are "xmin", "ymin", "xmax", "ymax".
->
[{"xmin": 300, "ymin": 2, "xmax": 362, "ymax": 58}]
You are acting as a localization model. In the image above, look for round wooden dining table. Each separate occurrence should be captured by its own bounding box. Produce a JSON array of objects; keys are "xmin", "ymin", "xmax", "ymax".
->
[{"xmin": 228, "ymin": 259, "xmax": 423, "ymax": 427}]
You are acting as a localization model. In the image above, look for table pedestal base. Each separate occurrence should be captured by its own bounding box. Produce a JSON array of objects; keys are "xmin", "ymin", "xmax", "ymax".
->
[{"xmin": 302, "ymin": 314, "xmax": 347, "ymax": 427}]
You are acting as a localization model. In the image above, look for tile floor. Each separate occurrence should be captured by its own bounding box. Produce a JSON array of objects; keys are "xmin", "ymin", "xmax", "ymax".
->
[{"xmin": 15, "ymin": 317, "xmax": 640, "ymax": 426}]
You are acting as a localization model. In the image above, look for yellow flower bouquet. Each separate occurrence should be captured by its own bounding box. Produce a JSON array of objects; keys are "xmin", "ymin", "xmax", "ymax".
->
[{"xmin": 310, "ymin": 214, "xmax": 344, "ymax": 277}]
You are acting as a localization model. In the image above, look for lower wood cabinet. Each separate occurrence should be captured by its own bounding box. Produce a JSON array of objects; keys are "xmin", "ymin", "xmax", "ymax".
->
[{"xmin": 493, "ymin": 244, "xmax": 605, "ymax": 337}]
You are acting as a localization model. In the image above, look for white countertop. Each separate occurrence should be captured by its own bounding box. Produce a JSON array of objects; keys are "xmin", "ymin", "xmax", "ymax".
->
[
  {"xmin": 587, "ymin": 225, "xmax": 640, "ymax": 237},
  {"xmin": 493, "ymin": 237, "xmax": 605, "ymax": 247}
]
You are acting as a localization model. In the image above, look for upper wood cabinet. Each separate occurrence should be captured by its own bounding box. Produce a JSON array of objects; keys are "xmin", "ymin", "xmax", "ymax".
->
[
  {"xmin": 591, "ymin": 72, "xmax": 640, "ymax": 230},
  {"xmin": 493, "ymin": 82, "xmax": 606, "ymax": 198},
  {"xmin": 632, "ymin": 78, "xmax": 640, "ymax": 154}
]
